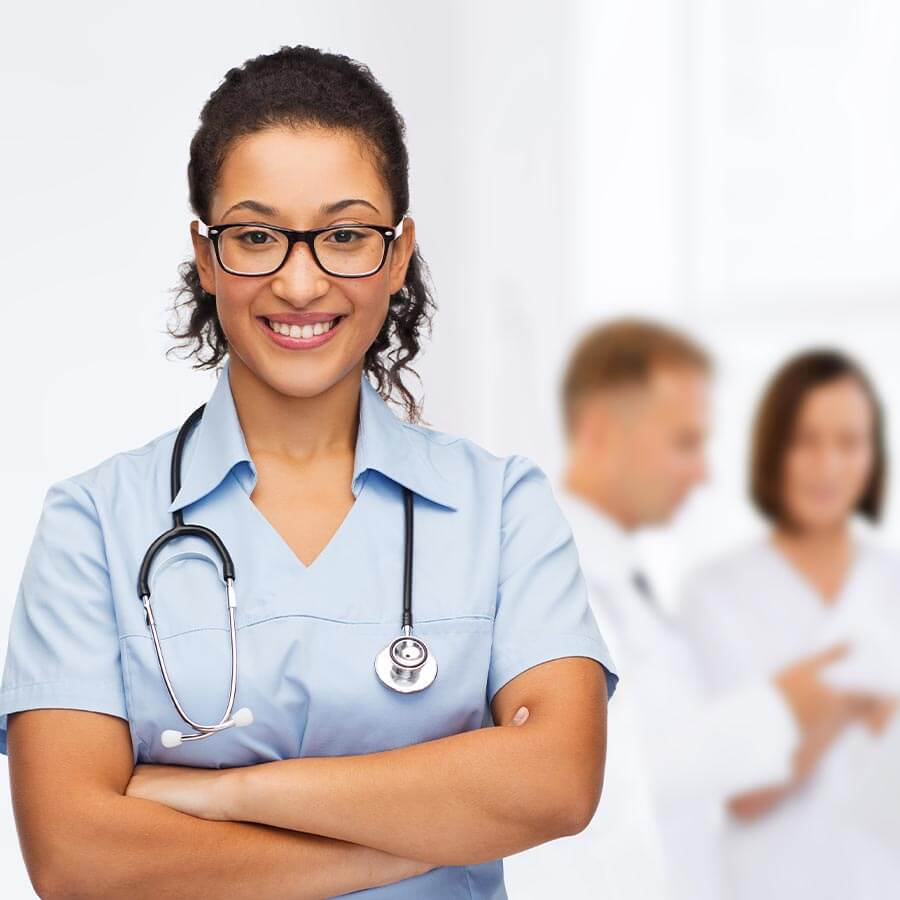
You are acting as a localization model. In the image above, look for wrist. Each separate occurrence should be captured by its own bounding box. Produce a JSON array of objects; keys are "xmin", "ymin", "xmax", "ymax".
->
[
  {"xmin": 361, "ymin": 845, "xmax": 434, "ymax": 885},
  {"xmin": 218, "ymin": 764, "xmax": 251, "ymax": 821}
]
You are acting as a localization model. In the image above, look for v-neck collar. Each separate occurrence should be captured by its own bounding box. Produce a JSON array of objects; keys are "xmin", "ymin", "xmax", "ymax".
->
[
  {"xmin": 166, "ymin": 356, "xmax": 461, "ymax": 515},
  {"xmin": 233, "ymin": 464, "xmax": 370, "ymax": 574},
  {"xmin": 762, "ymin": 532, "xmax": 866, "ymax": 613}
]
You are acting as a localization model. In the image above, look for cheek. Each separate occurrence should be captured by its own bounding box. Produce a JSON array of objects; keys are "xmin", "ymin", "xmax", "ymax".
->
[
  {"xmin": 214, "ymin": 280, "xmax": 259, "ymax": 334},
  {"xmin": 783, "ymin": 447, "xmax": 812, "ymax": 490},
  {"xmin": 344, "ymin": 278, "xmax": 391, "ymax": 335},
  {"xmin": 845, "ymin": 446, "xmax": 875, "ymax": 492}
]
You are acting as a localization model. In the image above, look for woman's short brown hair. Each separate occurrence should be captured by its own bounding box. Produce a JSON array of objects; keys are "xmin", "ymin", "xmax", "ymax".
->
[{"xmin": 750, "ymin": 349, "xmax": 886, "ymax": 525}]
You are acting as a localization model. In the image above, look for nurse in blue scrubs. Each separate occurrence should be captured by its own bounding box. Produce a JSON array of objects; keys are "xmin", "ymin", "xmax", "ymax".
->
[{"xmin": 0, "ymin": 44, "xmax": 618, "ymax": 899}]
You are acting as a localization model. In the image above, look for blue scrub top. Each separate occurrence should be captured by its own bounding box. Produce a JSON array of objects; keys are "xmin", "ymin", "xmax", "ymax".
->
[{"xmin": 0, "ymin": 356, "xmax": 618, "ymax": 899}]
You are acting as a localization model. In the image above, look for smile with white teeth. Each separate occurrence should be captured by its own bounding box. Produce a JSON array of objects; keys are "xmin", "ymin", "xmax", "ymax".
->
[{"xmin": 265, "ymin": 317, "xmax": 340, "ymax": 339}]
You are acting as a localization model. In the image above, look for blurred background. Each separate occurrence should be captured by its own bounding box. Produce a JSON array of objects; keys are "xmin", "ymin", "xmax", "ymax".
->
[{"xmin": 2, "ymin": 0, "xmax": 900, "ymax": 896}]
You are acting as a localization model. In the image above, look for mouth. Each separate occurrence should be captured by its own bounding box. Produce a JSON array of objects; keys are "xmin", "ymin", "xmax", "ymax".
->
[{"xmin": 257, "ymin": 314, "xmax": 347, "ymax": 350}]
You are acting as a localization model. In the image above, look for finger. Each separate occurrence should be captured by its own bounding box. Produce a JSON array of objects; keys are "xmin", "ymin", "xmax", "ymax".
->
[
  {"xmin": 509, "ymin": 706, "xmax": 529, "ymax": 726},
  {"xmin": 809, "ymin": 642, "xmax": 850, "ymax": 668},
  {"xmin": 845, "ymin": 690, "xmax": 900, "ymax": 709}
]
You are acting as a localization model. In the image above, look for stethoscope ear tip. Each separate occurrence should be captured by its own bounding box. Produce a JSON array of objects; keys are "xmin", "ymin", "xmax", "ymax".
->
[
  {"xmin": 233, "ymin": 706, "xmax": 254, "ymax": 727},
  {"xmin": 159, "ymin": 705, "xmax": 254, "ymax": 749},
  {"xmin": 161, "ymin": 729, "xmax": 183, "ymax": 748}
]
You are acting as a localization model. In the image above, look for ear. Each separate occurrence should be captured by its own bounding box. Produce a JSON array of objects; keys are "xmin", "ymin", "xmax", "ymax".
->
[
  {"xmin": 580, "ymin": 395, "xmax": 612, "ymax": 449},
  {"xmin": 387, "ymin": 216, "xmax": 416, "ymax": 295},
  {"xmin": 189, "ymin": 221, "xmax": 217, "ymax": 295}
]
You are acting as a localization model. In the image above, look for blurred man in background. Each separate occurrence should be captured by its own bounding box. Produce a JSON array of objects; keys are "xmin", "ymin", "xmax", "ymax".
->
[{"xmin": 507, "ymin": 318, "xmax": 869, "ymax": 900}]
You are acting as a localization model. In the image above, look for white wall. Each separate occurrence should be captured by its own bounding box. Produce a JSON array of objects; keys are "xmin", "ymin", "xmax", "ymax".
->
[
  {"xmin": 564, "ymin": 0, "xmax": 900, "ymax": 606},
  {"xmin": 3, "ymin": 1, "xmax": 900, "ymax": 895}
]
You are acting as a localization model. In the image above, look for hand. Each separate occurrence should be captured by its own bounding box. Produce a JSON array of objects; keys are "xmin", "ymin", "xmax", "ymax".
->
[
  {"xmin": 856, "ymin": 696, "xmax": 899, "ymax": 736},
  {"xmin": 508, "ymin": 706, "xmax": 530, "ymax": 726},
  {"xmin": 125, "ymin": 763, "xmax": 234, "ymax": 821},
  {"xmin": 775, "ymin": 644, "xmax": 868, "ymax": 788},
  {"xmin": 775, "ymin": 643, "xmax": 856, "ymax": 738}
]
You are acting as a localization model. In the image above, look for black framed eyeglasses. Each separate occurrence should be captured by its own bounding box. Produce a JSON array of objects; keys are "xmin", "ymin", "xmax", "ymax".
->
[{"xmin": 196, "ymin": 215, "xmax": 407, "ymax": 278}]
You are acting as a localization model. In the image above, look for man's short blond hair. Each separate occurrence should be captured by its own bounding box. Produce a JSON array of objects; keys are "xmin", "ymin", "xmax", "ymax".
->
[{"xmin": 560, "ymin": 317, "xmax": 712, "ymax": 435}]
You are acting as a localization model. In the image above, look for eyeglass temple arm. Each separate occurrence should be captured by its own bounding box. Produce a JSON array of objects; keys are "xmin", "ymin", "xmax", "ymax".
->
[{"xmin": 393, "ymin": 215, "xmax": 406, "ymax": 237}]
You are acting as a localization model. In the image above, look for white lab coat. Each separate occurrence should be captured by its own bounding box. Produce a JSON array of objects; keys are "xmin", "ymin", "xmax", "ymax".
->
[
  {"xmin": 504, "ymin": 488, "xmax": 799, "ymax": 900},
  {"xmin": 678, "ymin": 534, "xmax": 900, "ymax": 900}
]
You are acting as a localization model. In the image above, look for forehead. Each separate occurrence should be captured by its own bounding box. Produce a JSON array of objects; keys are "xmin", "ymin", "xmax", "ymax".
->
[
  {"xmin": 797, "ymin": 376, "xmax": 872, "ymax": 424},
  {"xmin": 212, "ymin": 126, "xmax": 391, "ymax": 220},
  {"xmin": 646, "ymin": 364, "xmax": 709, "ymax": 413}
]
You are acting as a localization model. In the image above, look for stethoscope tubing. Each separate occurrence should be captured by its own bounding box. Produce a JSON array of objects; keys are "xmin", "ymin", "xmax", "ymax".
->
[{"xmin": 136, "ymin": 395, "xmax": 436, "ymax": 749}]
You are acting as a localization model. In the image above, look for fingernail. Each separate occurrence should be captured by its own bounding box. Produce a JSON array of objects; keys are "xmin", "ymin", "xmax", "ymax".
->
[{"xmin": 512, "ymin": 706, "xmax": 529, "ymax": 725}]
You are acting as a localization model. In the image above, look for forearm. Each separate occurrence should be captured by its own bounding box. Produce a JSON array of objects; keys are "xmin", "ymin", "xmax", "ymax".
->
[
  {"xmin": 726, "ymin": 711, "xmax": 848, "ymax": 822},
  {"xmin": 727, "ymin": 784, "xmax": 793, "ymax": 821},
  {"xmin": 227, "ymin": 724, "xmax": 591, "ymax": 868},
  {"xmin": 41, "ymin": 792, "xmax": 430, "ymax": 899}
]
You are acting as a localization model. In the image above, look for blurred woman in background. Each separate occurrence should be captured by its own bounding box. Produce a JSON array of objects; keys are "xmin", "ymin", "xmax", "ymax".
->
[{"xmin": 679, "ymin": 349, "xmax": 899, "ymax": 900}]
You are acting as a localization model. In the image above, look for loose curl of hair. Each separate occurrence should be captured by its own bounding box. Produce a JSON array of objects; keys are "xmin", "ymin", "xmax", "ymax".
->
[{"xmin": 165, "ymin": 44, "xmax": 436, "ymax": 422}]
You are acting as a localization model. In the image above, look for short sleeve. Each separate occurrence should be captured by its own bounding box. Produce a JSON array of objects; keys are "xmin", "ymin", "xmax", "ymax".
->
[
  {"xmin": 0, "ymin": 478, "xmax": 128, "ymax": 754},
  {"xmin": 487, "ymin": 455, "xmax": 619, "ymax": 705}
]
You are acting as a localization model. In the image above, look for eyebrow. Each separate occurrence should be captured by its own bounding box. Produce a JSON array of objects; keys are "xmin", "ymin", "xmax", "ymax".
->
[{"xmin": 221, "ymin": 198, "xmax": 381, "ymax": 219}]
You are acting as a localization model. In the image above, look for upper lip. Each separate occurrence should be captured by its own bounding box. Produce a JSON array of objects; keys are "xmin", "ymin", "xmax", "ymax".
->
[{"xmin": 262, "ymin": 312, "xmax": 345, "ymax": 325}]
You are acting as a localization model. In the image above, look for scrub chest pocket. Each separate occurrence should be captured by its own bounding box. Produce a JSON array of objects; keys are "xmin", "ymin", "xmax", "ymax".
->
[{"xmin": 120, "ymin": 548, "xmax": 496, "ymax": 768}]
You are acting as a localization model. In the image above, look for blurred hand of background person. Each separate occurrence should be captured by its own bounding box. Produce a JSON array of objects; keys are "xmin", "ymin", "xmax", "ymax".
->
[
  {"xmin": 729, "ymin": 642, "xmax": 894, "ymax": 821},
  {"xmin": 774, "ymin": 642, "xmax": 891, "ymax": 750}
]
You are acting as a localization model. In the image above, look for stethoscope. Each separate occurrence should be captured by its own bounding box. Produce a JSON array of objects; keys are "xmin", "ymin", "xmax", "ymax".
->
[{"xmin": 137, "ymin": 402, "xmax": 437, "ymax": 750}]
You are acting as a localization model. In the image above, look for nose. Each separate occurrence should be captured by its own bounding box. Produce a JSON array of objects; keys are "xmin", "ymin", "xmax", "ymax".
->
[{"xmin": 269, "ymin": 240, "xmax": 331, "ymax": 303}]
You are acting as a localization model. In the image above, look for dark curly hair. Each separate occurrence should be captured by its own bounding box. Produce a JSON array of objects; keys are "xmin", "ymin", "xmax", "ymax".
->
[{"xmin": 165, "ymin": 44, "xmax": 436, "ymax": 422}]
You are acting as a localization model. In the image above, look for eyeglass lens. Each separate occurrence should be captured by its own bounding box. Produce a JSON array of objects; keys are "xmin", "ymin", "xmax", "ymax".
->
[{"xmin": 218, "ymin": 225, "xmax": 387, "ymax": 276}]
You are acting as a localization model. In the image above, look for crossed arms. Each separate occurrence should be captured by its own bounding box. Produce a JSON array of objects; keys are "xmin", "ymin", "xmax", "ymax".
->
[{"xmin": 10, "ymin": 655, "xmax": 608, "ymax": 900}]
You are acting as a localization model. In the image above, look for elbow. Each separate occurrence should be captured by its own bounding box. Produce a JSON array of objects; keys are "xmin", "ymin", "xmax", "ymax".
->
[
  {"xmin": 25, "ymin": 826, "xmax": 117, "ymax": 899},
  {"xmin": 30, "ymin": 870, "xmax": 57, "ymax": 900},
  {"xmin": 33, "ymin": 878, "xmax": 72, "ymax": 900},
  {"xmin": 30, "ymin": 856, "xmax": 92, "ymax": 900},
  {"xmin": 552, "ymin": 769, "xmax": 604, "ymax": 838},
  {"xmin": 30, "ymin": 865, "xmax": 82, "ymax": 900},
  {"xmin": 556, "ymin": 790, "xmax": 600, "ymax": 837},
  {"xmin": 22, "ymin": 839, "xmax": 79, "ymax": 900},
  {"xmin": 523, "ymin": 742, "xmax": 606, "ymax": 842},
  {"xmin": 34, "ymin": 861, "xmax": 120, "ymax": 900}
]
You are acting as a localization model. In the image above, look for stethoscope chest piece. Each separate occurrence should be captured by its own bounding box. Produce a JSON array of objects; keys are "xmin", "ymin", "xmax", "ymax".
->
[
  {"xmin": 375, "ymin": 632, "xmax": 438, "ymax": 693},
  {"xmin": 372, "ymin": 484, "xmax": 438, "ymax": 693}
]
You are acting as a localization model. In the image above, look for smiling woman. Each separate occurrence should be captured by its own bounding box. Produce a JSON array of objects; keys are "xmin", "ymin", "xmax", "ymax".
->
[{"xmin": 0, "ymin": 44, "xmax": 618, "ymax": 900}]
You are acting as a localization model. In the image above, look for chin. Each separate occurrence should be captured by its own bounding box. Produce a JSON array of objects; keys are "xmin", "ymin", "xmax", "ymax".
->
[
  {"xmin": 789, "ymin": 508, "xmax": 849, "ymax": 534},
  {"xmin": 643, "ymin": 506, "xmax": 677, "ymax": 529}
]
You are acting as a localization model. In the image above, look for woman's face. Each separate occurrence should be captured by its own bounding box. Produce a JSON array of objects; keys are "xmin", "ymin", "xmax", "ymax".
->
[
  {"xmin": 780, "ymin": 376, "xmax": 876, "ymax": 532},
  {"xmin": 191, "ymin": 126, "xmax": 415, "ymax": 398}
]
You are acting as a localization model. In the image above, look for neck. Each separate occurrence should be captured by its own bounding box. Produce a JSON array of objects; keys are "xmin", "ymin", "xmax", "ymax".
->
[
  {"xmin": 227, "ymin": 355, "xmax": 362, "ymax": 465},
  {"xmin": 770, "ymin": 519, "xmax": 855, "ymax": 605},
  {"xmin": 772, "ymin": 520, "xmax": 850, "ymax": 556},
  {"xmin": 562, "ymin": 460, "xmax": 636, "ymax": 532}
]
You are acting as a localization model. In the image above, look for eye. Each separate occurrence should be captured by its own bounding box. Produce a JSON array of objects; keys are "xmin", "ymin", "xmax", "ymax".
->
[
  {"xmin": 324, "ymin": 227, "xmax": 366, "ymax": 245},
  {"xmin": 237, "ymin": 229, "xmax": 276, "ymax": 246}
]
